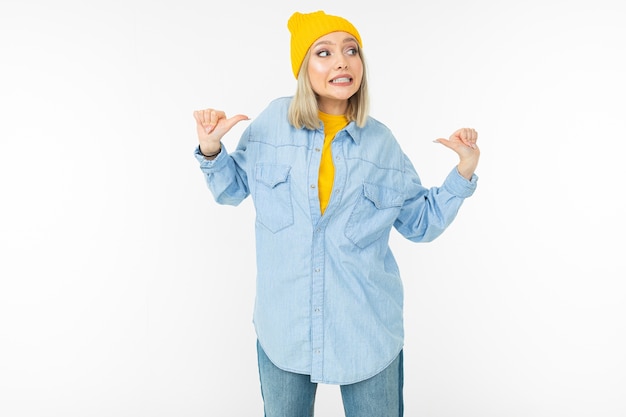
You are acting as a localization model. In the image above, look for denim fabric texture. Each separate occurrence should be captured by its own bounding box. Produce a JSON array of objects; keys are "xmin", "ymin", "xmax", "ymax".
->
[
  {"xmin": 196, "ymin": 96, "xmax": 477, "ymax": 384},
  {"xmin": 257, "ymin": 341, "xmax": 404, "ymax": 417}
]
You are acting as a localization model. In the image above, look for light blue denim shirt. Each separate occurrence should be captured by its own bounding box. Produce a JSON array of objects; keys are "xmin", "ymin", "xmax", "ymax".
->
[{"xmin": 195, "ymin": 96, "xmax": 478, "ymax": 384}]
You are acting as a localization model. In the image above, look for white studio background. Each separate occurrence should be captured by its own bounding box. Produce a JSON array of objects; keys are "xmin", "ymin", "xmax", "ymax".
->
[{"xmin": 0, "ymin": 0, "xmax": 624, "ymax": 416}]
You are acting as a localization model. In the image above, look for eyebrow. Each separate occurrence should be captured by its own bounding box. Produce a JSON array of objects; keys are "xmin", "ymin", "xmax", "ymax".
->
[{"xmin": 312, "ymin": 37, "xmax": 358, "ymax": 48}]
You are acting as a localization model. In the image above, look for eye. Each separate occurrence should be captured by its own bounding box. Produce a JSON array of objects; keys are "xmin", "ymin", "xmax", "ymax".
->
[
  {"xmin": 346, "ymin": 47, "xmax": 359, "ymax": 56},
  {"xmin": 316, "ymin": 49, "xmax": 330, "ymax": 57}
]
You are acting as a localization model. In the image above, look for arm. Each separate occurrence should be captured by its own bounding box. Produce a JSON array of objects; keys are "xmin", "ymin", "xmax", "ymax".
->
[
  {"xmin": 193, "ymin": 108, "xmax": 251, "ymax": 205},
  {"xmin": 394, "ymin": 155, "xmax": 477, "ymax": 242},
  {"xmin": 394, "ymin": 127, "xmax": 479, "ymax": 242}
]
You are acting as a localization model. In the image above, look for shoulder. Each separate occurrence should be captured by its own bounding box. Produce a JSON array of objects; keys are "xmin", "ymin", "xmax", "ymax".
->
[
  {"xmin": 246, "ymin": 96, "xmax": 304, "ymax": 145},
  {"xmin": 357, "ymin": 116, "xmax": 401, "ymax": 149},
  {"xmin": 345, "ymin": 116, "xmax": 409, "ymax": 171},
  {"xmin": 247, "ymin": 96, "xmax": 292, "ymax": 132},
  {"xmin": 255, "ymin": 96, "xmax": 292, "ymax": 120},
  {"xmin": 359, "ymin": 116, "xmax": 396, "ymax": 141},
  {"xmin": 364, "ymin": 115, "xmax": 392, "ymax": 133}
]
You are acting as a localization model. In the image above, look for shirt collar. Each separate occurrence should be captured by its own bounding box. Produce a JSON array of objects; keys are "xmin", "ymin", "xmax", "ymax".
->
[
  {"xmin": 343, "ymin": 121, "xmax": 361, "ymax": 145},
  {"xmin": 314, "ymin": 119, "xmax": 361, "ymax": 145}
]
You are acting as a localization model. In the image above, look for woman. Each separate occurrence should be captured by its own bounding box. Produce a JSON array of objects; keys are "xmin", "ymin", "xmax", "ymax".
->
[{"xmin": 193, "ymin": 10, "xmax": 479, "ymax": 417}]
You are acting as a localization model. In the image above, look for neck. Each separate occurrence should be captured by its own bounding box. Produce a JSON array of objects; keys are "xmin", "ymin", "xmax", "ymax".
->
[{"xmin": 317, "ymin": 98, "xmax": 348, "ymax": 115}]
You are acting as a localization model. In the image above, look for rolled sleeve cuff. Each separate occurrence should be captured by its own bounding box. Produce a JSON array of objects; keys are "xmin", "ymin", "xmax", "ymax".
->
[
  {"xmin": 194, "ymin": 143, "xmax": 227, "ymax": 173},
  {"xmin": 443, "ymin": 167, "xmax": 478, "ymax": 198}
]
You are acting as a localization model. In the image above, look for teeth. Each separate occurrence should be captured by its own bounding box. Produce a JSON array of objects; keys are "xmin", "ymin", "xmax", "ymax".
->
[{"xmin": 331, "ymin": 78, "xmax": 351, "ymax": 83}]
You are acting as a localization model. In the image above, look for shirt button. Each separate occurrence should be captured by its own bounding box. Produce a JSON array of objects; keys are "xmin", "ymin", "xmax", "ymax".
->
[
  {"xmin": 314, "ymin": 268, "xmax": 320, "ymax": 273},
  {"xmin": 315, "ymin": 148, "xmax": 321, "ymax": 152},
  {"xmin": 314, "ymin": 349, "xmax": 321, "ymax": 354},
  {"xmin": 310, "ymin": 184, "xmax": 316, "ymax": 189}
]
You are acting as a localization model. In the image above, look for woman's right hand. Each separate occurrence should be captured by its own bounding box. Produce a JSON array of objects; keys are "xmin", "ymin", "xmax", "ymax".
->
[{"xmin": 193, "ymin": 108, "xmax": 250, "ymax": 156}]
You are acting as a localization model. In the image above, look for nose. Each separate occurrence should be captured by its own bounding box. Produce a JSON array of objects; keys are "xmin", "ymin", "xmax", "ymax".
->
[{"xmin": 336, "ymin": 57, "xmax": 348, "ymax": 70}]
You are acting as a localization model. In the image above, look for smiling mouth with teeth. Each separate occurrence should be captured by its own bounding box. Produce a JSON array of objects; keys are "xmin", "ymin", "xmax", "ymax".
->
[{"xmin": 331, "ymin": 77, "xmax": 352, "ymax": 83}]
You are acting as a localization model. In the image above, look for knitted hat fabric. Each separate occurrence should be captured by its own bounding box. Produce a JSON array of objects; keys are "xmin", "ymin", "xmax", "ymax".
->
[{"xmin": 287, "ymin": 10, "xmax": 362, "ymax": 79}]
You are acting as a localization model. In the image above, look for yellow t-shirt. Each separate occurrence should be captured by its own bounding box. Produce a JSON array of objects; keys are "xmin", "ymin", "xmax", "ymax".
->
[{"xmin": 318, "ymin": 111, "xmax": 348, "ymax": 214}]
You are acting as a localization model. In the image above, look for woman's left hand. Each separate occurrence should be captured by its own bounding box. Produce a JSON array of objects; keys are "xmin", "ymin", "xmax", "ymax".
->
[{"xmin": 434, "ymin": 128, "xmax": 480, "ymax": 180}]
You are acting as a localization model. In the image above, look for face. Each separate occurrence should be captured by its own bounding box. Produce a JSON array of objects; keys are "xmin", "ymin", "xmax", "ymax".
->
[{"xmin": 307, "ymin": 31, "xmax": 363, "ymax": 115}]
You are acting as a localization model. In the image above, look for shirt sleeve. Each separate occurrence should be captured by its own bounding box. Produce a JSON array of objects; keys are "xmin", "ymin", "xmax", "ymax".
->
[
  {"xmin": 393, "ymin": 154, "xmax": 478, "ymax": 242},
  {"xmin": 194, "ymin": 131, "xmax": 251, "ymax": 206}
]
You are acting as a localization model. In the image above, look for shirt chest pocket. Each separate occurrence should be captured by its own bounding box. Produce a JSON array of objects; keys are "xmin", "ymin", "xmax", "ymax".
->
[
  {"xmin": 254, "ymin": 163, "xmax": 294, "ymax": 233},
  {"xmin": 345, "ymin": 182, "xmax": 404, "ymax": 248}
]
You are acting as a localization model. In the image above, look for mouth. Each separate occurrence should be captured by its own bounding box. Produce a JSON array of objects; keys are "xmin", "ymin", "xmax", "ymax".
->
[{"xmin": 329, "ymin": 77, "xmax": 352, "ymax": 84}]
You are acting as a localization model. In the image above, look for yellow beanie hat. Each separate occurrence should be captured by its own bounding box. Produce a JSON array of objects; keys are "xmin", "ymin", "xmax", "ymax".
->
[{"xmin": 288, "ymin": 10, "xmax": 362, "ymax": 79}]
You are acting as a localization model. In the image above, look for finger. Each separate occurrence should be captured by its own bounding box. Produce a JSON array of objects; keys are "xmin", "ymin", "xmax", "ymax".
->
[
  {"xmin": 194, "ymin": 109, "xmax": 215, "ymax": 134},
  {"xmin": 194, "ymin": 111, "xmax": 211, "ymax": 136},
  {"xmin": 468, "ymin": 128, "xmax": 478, "ymax": 149},
  {"xmin": 201, "ymin": 109, "xmax": 217, "ymax": 133},
  {"xmin": 194, "ymin": 110, "xmax": 208, "ymax": 126},
  {"xmin": 210, "ymin": 110, "xmax": 226, "ymax": 126},
  {"xmin": 462, "ymin": 128, "xmax": 473, "ymax": 147},
  {"xmin": 207, "ymin": 110, "xmax": 228, "ymax": 134},
  {"xmin": 449, "ymin": 129, "xmax": 464, "ymax": 143},
  {"xmin": 456, "ymin": 128, "xmax": 477, "ymax": 149},
  {"xmin": 223, "ymin": 114, "xmax": 251, "ymax": 131},
  {"xmin": 194, "ymin": 112, "xmax": 210, "ymax": 138},
  {"xmin": 201, "ymin": 109, "xmax": 211, "ymax": 127},
  {"xmin": 433, "ymin": 138, "xmax": 450, "ymax": 147}
]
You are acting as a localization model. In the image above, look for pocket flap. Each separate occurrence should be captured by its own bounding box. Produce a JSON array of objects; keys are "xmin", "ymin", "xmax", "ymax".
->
[
  {"xmin": 362, "ymin": 182, "xmax": 404, "ymax": 209},
  {"xmin": 256, "ymin": 164, "xmax": 291, "ymax": 188}
]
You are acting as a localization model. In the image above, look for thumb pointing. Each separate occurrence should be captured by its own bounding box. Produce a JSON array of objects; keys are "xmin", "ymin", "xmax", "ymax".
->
[{"xmin": 224, "ymin": 114, "xmax": 251, "ymax": 131}]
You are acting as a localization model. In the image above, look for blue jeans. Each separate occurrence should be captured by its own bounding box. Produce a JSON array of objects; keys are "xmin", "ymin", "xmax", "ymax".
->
[{"xmin": 257, "ymin": 342, "xmax": 404, "ymax": 417}]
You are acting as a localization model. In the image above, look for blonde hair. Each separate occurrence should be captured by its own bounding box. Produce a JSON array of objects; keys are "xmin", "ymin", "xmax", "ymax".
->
[{"xmin": 288, "ymin": 49, "xmax": 370, "ymax": 130}]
